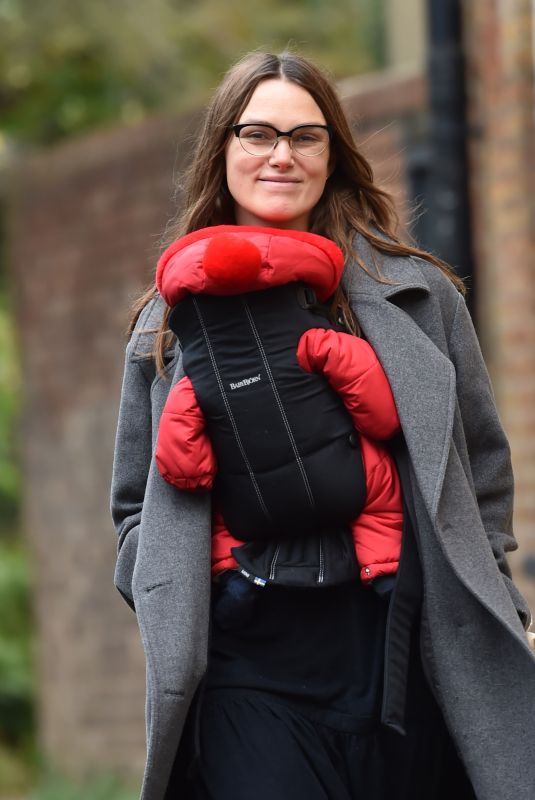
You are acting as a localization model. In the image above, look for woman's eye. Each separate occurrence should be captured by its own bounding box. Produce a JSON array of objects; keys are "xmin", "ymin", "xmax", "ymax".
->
[
  {"xmin": 295, "ymin": 133, "xmax": 320, "ymax": 143},
  {"xmin": 244, "ymin": 130, "xmax": 271, "ymax": 141}
]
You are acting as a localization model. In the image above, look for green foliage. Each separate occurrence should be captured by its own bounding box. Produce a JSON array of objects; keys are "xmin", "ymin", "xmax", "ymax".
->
[
  {"xmin": 0, "ymin": 539, "xmax": 34, "ymax": 747},
  {"xmin": 0, "ymin": 758, "xmax": 139, "ymax": 800},
  {"xmin": 0, "ymin": 0, "xmax": 385, "ymax": 146},
  {"xmin": 0, "ymin": 740, "xmax": 33, "ymax": 795},
  {"xmin": 29, "ymin": 770, "xmax": 138, "ymax": 800},
  {"xmin": 0, "ymin": 293, "xmax": 21, "ymax": 536},
  {"xmin": 0, "ymin": 539, "xmax": 34, "ymax": 795}
]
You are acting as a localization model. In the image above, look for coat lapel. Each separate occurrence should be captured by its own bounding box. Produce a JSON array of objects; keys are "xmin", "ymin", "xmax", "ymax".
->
[{"xmin": 343, "ymin": 245, "xmax": 456, "ymax": 522}]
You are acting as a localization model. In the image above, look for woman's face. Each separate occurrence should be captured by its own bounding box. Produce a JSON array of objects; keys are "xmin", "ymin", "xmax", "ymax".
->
[{"xmin": 225, "ymin": 79, "xmax": 331, "ymax": 231}]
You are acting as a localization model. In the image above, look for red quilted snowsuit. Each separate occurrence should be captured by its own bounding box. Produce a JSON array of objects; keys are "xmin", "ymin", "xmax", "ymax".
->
[{"xmin": 155, "ymin": 226, "xmax": 403, "ymax": 585}]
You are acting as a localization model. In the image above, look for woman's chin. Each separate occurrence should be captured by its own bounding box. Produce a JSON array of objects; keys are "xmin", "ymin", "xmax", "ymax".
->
[{"xmin": 235, "ymin": 208, "xmax": 309, "ymax": 231}]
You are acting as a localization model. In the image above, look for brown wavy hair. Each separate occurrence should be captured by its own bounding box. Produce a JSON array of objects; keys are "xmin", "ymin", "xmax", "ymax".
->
[{"xmin": 129, "ymin": 50, "xmax": 465, "ymax": 375}]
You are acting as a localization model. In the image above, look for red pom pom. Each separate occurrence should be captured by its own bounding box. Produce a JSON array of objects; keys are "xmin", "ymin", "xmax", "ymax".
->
[{"xmin": 203, "ymin": 234, "xmax": 262, "ymax": 287}]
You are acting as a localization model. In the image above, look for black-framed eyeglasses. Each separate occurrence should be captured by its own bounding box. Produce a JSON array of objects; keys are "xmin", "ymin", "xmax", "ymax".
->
[{"xmin": 231, "ymin": 123, "xmax": 332, "ymax": 157}]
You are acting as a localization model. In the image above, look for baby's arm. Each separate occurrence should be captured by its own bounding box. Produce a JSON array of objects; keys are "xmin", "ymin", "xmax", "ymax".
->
[
  {"xmin": 351, "ymin": 435, "xmax": 403, "ymax": 585},
  {"xmin": 296, "ymin": 328, "xmax": 400, "ymax": 439},
  {"xmin": 155, "ymin": 375, "xmax": 217, "ymax": 490}
]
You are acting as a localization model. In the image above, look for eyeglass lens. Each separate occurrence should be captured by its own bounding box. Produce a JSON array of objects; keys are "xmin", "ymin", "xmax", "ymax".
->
[{"xmin": 238, "ymin": 125, "xmax": 329, "ymax": 156}]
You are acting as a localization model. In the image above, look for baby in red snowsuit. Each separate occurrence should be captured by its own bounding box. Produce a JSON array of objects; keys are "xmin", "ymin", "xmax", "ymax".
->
[{"xmin": 155, "ymin": 226, "xmax": 403, "ymax": 616}]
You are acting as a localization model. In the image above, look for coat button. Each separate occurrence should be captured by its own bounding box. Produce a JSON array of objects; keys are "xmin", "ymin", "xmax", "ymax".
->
[
  {"xmin": 365, "ymin": 567, "xmax": 371, "ymax": 575},
  {"xmin": 349, "ymin": 432, "xmax": 359, "ymax": 447}
]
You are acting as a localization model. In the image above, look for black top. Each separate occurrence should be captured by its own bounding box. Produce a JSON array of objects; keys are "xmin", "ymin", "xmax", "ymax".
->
[
  {"xmin": 206, "ymin": 439, "xmax": 433, "ymax": 738},
  {"xmin": 206, "ymin": 579, "xmax": 389, "ymax": 734}
]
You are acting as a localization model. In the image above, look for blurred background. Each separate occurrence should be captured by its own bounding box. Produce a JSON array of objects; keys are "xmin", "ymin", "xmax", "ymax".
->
[{"xmin": 0, "ymin": 0, "xmax": 534, "ymax": 796}]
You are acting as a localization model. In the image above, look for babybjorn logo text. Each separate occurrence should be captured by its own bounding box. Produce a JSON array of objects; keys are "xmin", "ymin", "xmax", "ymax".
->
[{"xmin": 229, "ymin": 374, "xmax": 261, "ymax": 390}]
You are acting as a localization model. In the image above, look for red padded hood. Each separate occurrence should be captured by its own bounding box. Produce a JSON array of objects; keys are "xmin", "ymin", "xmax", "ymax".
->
[{"xmin": 156, "ymin": 225, "xmax": 345, "ymax": 305}]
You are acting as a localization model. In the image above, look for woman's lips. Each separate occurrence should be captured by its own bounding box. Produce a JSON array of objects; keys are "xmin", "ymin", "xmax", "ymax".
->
[
  {"xmin": 259, "ymin": 177, "xmax": 300, "ymax": 187},
  {"xmin": 260, "ymin": 176, "xmax": 299, "ymax": 181}
]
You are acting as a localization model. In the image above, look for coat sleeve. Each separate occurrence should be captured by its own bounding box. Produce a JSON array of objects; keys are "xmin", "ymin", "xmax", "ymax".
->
[
  {"xmin": 110, "ymin": 342, "xmax": 155, "ymax": 612},
  {"xmin": 448, "ymin": 292, "xmax": 532, "ymax": 629},
  {"xmin": 155, "ymin": 376, "xmax": 217, "ymax": 490},
  {"xmin": 296, "ymin": 328, "xmax": 400, "ymax": 439},
  {"xmin": 351, "ymin": 436, "xmax": 403, "ymax": 583}
]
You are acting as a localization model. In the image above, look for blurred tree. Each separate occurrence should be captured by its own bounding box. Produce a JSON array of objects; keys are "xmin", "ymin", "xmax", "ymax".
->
[
  {"xmin": 0, "ymin": 223, "xmax": 21, "ymax": 538},
  {"xmin": 0, "ymin": 539, "xmax": 33, "ymax": 747},
  {"xmin": 0, "ymin": 0, "xmax": 385, "ymax": 146}
]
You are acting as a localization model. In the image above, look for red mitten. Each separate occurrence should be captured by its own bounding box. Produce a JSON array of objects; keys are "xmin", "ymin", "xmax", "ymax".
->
[
  {"xmin": 211, "ymin": 508, "xmax": 242, "ymax": 575},
  {"xmin": 297, "ymin": 328, "xmax": 400, "ymax": 439}
]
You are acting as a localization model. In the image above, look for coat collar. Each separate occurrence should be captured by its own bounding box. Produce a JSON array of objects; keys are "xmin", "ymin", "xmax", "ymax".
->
[
  {"xmin": 343, "ymin": 237, "xmax": 456, "ymax": 523},
  {"xmin": 341, "ymin": 232, "xmax": 431, "ymax": 299}
]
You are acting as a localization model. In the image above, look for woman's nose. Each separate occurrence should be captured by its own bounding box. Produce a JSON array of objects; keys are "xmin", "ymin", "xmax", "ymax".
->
[{"xmin": 268, "ymin": 137, "xmax": 294, "ymax": 166}]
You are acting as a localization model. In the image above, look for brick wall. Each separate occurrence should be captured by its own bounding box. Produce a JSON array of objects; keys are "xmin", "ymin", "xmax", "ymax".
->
[
  {"xmin": 463, "ymin": 0, "xmax": 535, "ymax": 610},
  {"xmin": 7, "ymin": 111, "xmax": 201, "ymax": 778}
]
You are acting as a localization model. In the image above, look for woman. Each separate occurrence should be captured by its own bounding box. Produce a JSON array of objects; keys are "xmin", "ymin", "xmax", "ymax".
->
[{"xmin": 110, "ymin": 51, "xmax": 535, "ymax": 800}]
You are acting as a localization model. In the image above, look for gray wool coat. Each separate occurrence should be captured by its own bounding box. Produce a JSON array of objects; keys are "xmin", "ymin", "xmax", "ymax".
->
[{"xmin": 110, "ymin": 237, "xmax": 535, "ymax": 800}]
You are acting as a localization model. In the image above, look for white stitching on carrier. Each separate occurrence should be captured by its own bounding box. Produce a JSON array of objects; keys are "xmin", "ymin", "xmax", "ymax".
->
[
  {"xmin": 192, "ymin": 297, "xmax": 272, "ymax": 521},
  {"xmin": 242, "ymin": 297, "xmax": 316, "ymax": 510}
]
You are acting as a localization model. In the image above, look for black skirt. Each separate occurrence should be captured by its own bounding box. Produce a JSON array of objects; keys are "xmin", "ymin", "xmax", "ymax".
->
[{"xmin": 169, "ymin": 580, "xmax": 475, "ymax": 800}]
